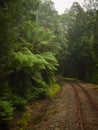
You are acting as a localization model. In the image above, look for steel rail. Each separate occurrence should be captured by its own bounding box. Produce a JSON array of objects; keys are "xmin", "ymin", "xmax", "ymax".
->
[{"xmin": 69, "ymin": 81, "xmax": 84, "ymax": 130}]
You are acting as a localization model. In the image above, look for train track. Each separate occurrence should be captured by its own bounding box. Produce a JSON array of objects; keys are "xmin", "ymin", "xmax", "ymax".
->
[
  {"xmin": 68, "ymin": 81, "xmax": 98, "ymax": 130},
  {"xmin": 26, "ymin": 78, "xmax": 98, "ymax": 130}
]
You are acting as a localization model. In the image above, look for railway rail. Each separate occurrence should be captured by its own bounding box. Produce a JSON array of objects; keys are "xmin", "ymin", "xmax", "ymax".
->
[{"xmin": 69, "ymin": 81, "xmax": 98, "ymax": 130}]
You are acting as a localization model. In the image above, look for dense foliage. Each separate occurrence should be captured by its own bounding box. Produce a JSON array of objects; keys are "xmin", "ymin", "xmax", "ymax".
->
[
  {"xmin": 0, "ymin": 0, "xmax": 59, "ymax": 125},
  {"xmin": 59, "ymin": 1, "xmax": 98, "ymax": 83},
  {"xmin": 0, "ymin": 0, "xmax": 98, "ymax": 128}
]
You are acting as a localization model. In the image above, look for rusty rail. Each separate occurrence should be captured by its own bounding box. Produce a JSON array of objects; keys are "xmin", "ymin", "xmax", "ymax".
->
[
  {"xmin": 75, "ymin": 82, "xmax": 98, "ymax": 114},
  {"xmin": 69, "ymin": 82, "xmax": 84, "ymax": 130},
  {"xmin": 68, "ymin": 80, "xmax": 98, "ymax": 130}
]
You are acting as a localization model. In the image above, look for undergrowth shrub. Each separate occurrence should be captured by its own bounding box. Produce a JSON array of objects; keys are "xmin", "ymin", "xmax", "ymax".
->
[
  {"xmin": 30, "ymin": 79, "xmax": 48, "ymax": 99},
  {"xmin": 32, "ymin": 88, "xmax": 47, "ymax": 99},
  {"xmin": 12, "ymin": 96, "xmax": 27, "ymax": 110},
  {"xmin": 17, "ymin": 108, "xmax": 32, "ymax": 130},
  {"xmin": 0, "ymin": 100, "xmax": 14, "ymax": 123},
  {"xmin": 47, "ymin": 80, "xmax": 60, "ymax": 98},
  {"xmin": 91, "ymin": 69, "xmax": 98, "ymax": 84}
]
